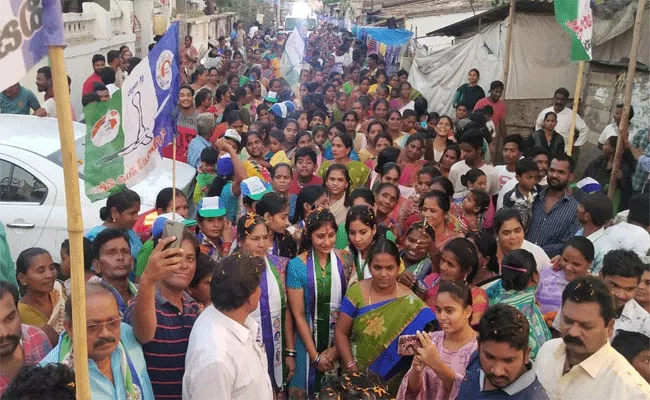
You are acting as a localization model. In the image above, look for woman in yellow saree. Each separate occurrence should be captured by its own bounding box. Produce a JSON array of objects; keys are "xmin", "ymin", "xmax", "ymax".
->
[{"xmin": 335, "ymin": 239, "xmax": 436, "ymax": 394}]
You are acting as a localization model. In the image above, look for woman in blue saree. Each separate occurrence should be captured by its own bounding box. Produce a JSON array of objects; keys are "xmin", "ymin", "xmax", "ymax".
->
[
  {"xmin": 335, "ymin": 239, "xmax": 436, "ymax": 395},
  {"xmin": 287, "ymin": 207, "xmax": 354, "ymax": 399}
]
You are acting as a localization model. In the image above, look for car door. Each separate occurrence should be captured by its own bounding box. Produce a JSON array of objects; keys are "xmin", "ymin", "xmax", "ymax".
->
[{"xmin": 0, "ymin": 152, "xmax": 56, "ymax": 259}]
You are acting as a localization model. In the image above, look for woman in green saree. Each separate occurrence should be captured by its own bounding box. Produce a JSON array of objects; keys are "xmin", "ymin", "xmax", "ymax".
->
[
  {"xmin": 318, "ymin": 132, "xmax": 371, "ymax": 192},
  {"xmin": 487, "ymin": 248, "xmax": 551, "ymax": 359},
  {"xmin": 335, "ymin": 239, "xmax": 436, "ymax": 395}
]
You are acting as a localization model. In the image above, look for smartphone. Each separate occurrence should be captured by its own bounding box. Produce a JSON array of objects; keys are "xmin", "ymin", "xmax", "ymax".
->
[
  {"xmin": 162, "ymin": 220, "xmax": 186, "ymax": 249},
  {"xmin": 397, "ymin": 334, "xmax": 422, "ymax": 356}
]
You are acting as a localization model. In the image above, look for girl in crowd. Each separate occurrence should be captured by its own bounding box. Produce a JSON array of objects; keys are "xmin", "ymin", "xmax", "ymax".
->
[
  {"xmin": 423, "ymin": 238, "xmax": 489, "ymax": 327},
  {"xmin": 352, "ymin": 98, "xmax": 370, "ymax": 134},
  {"xmin": 452, "ymin": 69, "xmax": 485, "ymax": 112},
  {"xmin": 358, "ymin": 121, "xmax": 386, "ymax": 167},
  {"xmin": 342, "ymin": 111, "xmax": 367, "ymax": 153},
  {"xmin": 16, "ymin": 248, "xmax": 66, "ymax": 345},
  {"xmin": 398, "ymin": 133, "xmax": 427, "ymax": 187},
  {"xmin": 237, "ymin": 213, "xmax": 295, "ymax": 394},
  {"xmin": 399, "ymin": 166, "xmax": 442, "ymax": 229},
  {"xmin": 270, "ymin": 163, "xmax": 296, "ymax": 219},
  {"xmin": 291, "ymin": 185, "xmax": 329, "ymax": 231},
  {"xmin": 493, "ymin": 209, "xmax": 550, "ymax": 275},
  {"xmin": 319, "ymin": 133, "xmax": 371, "ymax": 191},
  {"xmin": 452, "ymin": 168, "xmax": 486, "ymax": 206},
  {"xmin": 287, "ymin": 208, "xmax": 353, "ymax": 398},
  {"xmin": 488, "ymin": 249, "xmax": 551, "ymax": 359},
  {"xmin": 266, "ymin": 128, "xmax": 287, "ymax": 164},
  {"xmin": 345, "ymin": 205, "xmax": 379, "ymax": 283},
  {"xmin": 256, "ymin": 191, "xmax": 296, "ymax": 259},
  {"xmin": 336, "ymin": 239, "xmax": 435, "ymax": 395},
  {"xmin": 195, "ymin": 196, "xmax": 234, "ymax": 262},
  {"xmin": 465, "ymin": 231, "xmax": 500, "ymax": 287},
  {"xmin": 398, "ymin": 222, "xmax": 436, "ymax": 296},
  {"xmin": 282, "ymin": 118, "xmax": 300, "ymax": 160},
  {"xmin": 536, "ymin": 236, "xmax": 594, "ymax": 316},
  {"xmin": 311, "ymin": 125, "xmax": 328, "ymax": 155},
  {"xmin": 323, "ymin": 164, "xmax": 352, "ymax": 226},
  {"xmin": 336, "ymin": 188, "xmax": 397, "ymax": 250},
  {"xmin": 386, "ymin": 110, "xmax": 408, "ymax": 148},
  {"xmin": 398, "ymin": 281, "xmax": 478, "ymax": 400},
  {"xmin": 437, "ymin": 145, "xmax": 460, "ymax": 178},
  {"xmin": 431, "ymin": 116, "xmax": 455, "ymax": 163},
  {"xmin": 244, "ymin": 129, "xmax": 272, "ymax": 170},
  {"xmin": 186, "ymin": 253, "xmax": 216, "ymax": 312},
  {"xmin": 526, "ymin": 111, "xmax": 565, "ymax": 160},
  {"xmin": 419, "ymin": 191, "xmax": 463, "ymax": 251},
  {"xmin": 86, "ymin": 189, "xmax": 142, "ymax": 259},
  {"xmin": 133, "ymin": 187, "xmax": 188, "ymax": 242},
  {"xmin": 456, "ymin": 189, "xmax": 490, "ymax": 233}
]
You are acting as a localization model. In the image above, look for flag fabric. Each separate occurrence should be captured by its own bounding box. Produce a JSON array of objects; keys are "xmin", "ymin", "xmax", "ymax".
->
[
  {"xmin": 280, "ymin": 27, "xmax": 305, "ymax": 88},
  {"xmin": 83, "ymin": 22, "xmax": 180, "ymax": 202},
  {"xmin": 554, "ymin": 0, "xmax": 593, "ymax": 61},
  {"xmin": 0, "ymin": 0, "xmax": 66, "ymax": 92}
]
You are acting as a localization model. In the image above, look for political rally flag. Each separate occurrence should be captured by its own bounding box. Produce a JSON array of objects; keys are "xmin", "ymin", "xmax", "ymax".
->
[
  {"xmin": 280, "ymin": 27, "xmax": 305, "ymax": 88},
  {"xmin": 0, "ymin": 0, "xmax": 66, "ymax": 92},
  {"xmin": 554, "ymin": 0, "xmax": 593, "ymax": 61},
  {"xmin": 83, "ymin": 21, "xmax": 180, "ymax": 202}
]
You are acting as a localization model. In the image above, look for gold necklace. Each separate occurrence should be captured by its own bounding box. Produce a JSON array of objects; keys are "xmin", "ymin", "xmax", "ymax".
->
[{"xmin": 368, "ymin": 279, "xmax": 399, "ymax": 306}]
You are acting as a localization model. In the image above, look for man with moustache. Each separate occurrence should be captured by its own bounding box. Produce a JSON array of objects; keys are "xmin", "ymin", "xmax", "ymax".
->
[
  {"xmin": 41, "ymin": 281, "xmax": 154, "ymax": 399},
  {"xmin": 451, "ymin": 304, "xmax": 549, "ymax": 399},
  {"xmin": 536, "ymin": 276, "xmax": 650, "ymax": 399},
  {"xmin": 526, "ymin": 154, "xmax": 581, "ymax": 257},
  {"xmin": 92, "ymin": 229, "xmax": 138, "ymax": 317},
  {"xmin": 0, "ymin": 282, "xmax": 52, "ymax": 396}
]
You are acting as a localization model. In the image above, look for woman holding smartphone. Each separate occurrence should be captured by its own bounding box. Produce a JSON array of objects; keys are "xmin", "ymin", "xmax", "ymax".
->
[{"xmin": 335, "ymin": 239, "xmax": 435, "ymax": 395}]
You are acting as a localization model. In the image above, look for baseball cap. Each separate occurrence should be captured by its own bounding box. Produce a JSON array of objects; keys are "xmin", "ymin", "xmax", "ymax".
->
[
  {"xmin": 265, "ymin": 91, "xmax": 279, "ymax": 103},
  {"xmin": 571, "ymin": 177, "xmax": 601, "ymax": 195},
  {"xmin": 197, "ymin": 196, "xmax": 227, "ymax": 218},
  {"xmin": 223, "ymin": 129, "xmax": 242, "ymax": 144},
  {"xmin": 241, "ymin": 176, "xmax": 271, "ymax": 201},
  {"xmin": 217, "ymin": 153, "xmax": 234, "ymax": 176},
  {"xmin": 152, "ymin": 213, "xmax": 197, "ymax": 238}
]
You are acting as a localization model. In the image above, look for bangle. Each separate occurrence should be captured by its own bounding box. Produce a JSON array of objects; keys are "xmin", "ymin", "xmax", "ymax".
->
[
  {"xmin": 346, "ymin": 359, "xmax": 357, "ymax": 369},
  {"xmin": 310, "ymin": 353, "xmax": 321, "ymax": 366},
  {"xmin": 284, "ymin": 350, "xmax": 297, "ymax": 357}
]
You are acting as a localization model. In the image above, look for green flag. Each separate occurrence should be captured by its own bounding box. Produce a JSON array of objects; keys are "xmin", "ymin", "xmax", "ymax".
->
[
  {"xmin": 554, "ymin": 0, "xmax": 593, "ymax": 61},
  {"xmin": 84, "ymin": 92, "xmax": 128, "ymax": 201}
]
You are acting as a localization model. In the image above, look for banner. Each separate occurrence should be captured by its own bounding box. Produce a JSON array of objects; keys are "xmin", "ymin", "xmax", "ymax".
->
[
  {"xmin": 554, "ymin": 0, "xmax": 593, "ymax": 61},
  {"xmin": 280, "ymin": 27, "xmax": 305, "ymax": 88},
  {"xmin": 0, "ymin": 0, "xmax": 66, "ymax": 92},
  {"xmin": 83, "ymin": 22, "xmax": 180, "ymax": 202}
]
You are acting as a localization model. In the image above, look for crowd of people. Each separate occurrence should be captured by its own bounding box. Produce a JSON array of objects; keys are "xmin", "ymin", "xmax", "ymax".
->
[{"xmin": 1, "ymin": 18, "xmax": 650, "ymax": 400}]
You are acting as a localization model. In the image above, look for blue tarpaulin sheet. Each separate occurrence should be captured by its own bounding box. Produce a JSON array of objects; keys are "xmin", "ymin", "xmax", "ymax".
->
[{"xmin": 356, "ymin": 27, "xmax": 413, "ymax": 46}]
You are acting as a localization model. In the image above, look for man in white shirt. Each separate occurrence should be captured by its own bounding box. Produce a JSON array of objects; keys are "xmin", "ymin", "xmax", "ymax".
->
[
  {"xmin": 449, "ymin": 129, "xmax": 500, "ymax": 196},
  {"xmin": 536, "ymin": 276, "xmax": 650, "ymax": 400},
  {"xmin": 494, "ymin": 134, "xmax": 524, "ymax": 190},
  {"xmin": 535, "ymin": 88, "xmax": 590, "ymax": 162},
  {"xmin": 598, "ymin": 104, "xmax": 636, "ymax": 149},
  {"xmin": 605, "ymin": 193, "xmax": 650, "ymax": 259},
  {"xmin": 183, "ymin": 254, "xmax": 273, "ymax": 400},
  {"xmin": 574, "ymin": 191, "xmax": 615, "ymax": 274}
]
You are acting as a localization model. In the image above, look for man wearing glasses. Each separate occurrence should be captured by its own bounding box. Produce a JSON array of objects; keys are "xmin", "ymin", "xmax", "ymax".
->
[{"xmin": 41, "ymin": 281, "xmax": 154, "ymax": 400}]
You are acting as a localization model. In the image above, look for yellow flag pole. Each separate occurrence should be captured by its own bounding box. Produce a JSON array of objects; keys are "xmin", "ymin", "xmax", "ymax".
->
[
  {"xmin": 565, "ymin": 60, "xmax": 585, "ymax": 156},
  {"xmin": 48, "ymin": 46, "xmax": 91, "ymax": 400}
]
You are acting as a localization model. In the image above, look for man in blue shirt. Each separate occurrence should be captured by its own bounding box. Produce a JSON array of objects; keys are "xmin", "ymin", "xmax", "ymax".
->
[
  {"xmin": 41, "ymin": 281, "xmax": 154, "ymax": 400},
  {"xmin": 187, "ymin": 112, "xmax": 215, "ymax": 169},
  {"xmin": 526, "ymin": 154, "xmax": 581, "ymax": 257},
  {"xmin": 0, "ymin": 83, "xmax": 41, "ymax": 115},
  {"xmin": 453, "ymin": 304, "xmax": 549, "ymax": 399}
]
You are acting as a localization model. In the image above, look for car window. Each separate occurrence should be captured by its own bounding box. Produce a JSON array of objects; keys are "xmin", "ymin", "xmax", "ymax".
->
[
  {"xmin": 46, "ymin": 136, "xmax": 86, "ymax": 180},
  {"xmin": 0, "ymin": 159, "xmax": 48, "ymax": 204}
]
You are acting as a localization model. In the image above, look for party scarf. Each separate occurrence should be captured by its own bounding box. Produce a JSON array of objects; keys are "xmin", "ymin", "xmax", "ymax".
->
[
  {"xmin": 305, "ymin": 250, "xmax": 347, "ymax": 391},
  {"xmin": 251, "ymin": 256, "xmax": 286, "ymax": 388},
  {"xmin": 57, "ymin": 333, "xmax": 143, "ymax": 399}
]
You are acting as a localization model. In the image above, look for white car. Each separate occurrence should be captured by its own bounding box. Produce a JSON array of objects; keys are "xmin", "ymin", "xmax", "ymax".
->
[{"xmin": 0, "ymin": 115, "xmax": 196, "ymax": 261}]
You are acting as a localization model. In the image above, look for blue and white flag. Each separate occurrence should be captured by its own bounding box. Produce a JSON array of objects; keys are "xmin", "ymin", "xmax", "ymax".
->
[
  {"xmin": 83, "ymin": 22, "xmax": 180, "ymax": 201},
  {"xmin": 0, "ymin": 0, "xmax": 65, "ymax": 92},
  {"xmin": 280, "ymin": 27, "xmax": 305, "ymax": 89}
]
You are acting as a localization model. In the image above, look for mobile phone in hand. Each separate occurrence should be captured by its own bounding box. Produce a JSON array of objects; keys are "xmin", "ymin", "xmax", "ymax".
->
[
  {"xmin": 397, "ymin": 334, "xmax": 422, "ymax": 356},
  {"xmin": 162, "ymin": 220, "xmax": 186, "ymax": 249}
]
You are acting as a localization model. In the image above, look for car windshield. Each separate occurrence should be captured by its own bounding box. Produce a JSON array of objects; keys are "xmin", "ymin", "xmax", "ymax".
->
[
  {"xmin": 45, "ymin": 136, "xmax": 86, "ymax": 180},
  {"xmin": 285, "ymin": 18, "xmax": 317, "ymax": 31}
]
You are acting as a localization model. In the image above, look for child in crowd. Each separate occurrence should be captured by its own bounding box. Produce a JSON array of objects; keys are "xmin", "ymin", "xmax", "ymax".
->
[
  {"xmin": 452, "ymin": 168, "xmax": 487, "ymax": 206},
  {"xmin": 193, "ymin": 147, "xmax": 218, "ymax": 204},
  {"xmin": 502, "ymin": 159, "xmax": 540, "ymax": 230},
  {"xmin": 458, "ymin": 189, "xmax": 490, "ymax": 233},
  {"xmin": 266, "ymin": 128, "xmax": 290, "ymax": 166}
]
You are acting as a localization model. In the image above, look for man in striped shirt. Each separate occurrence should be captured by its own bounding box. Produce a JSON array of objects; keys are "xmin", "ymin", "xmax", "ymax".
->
[
  {"xmin": 526, "ymin": 154, "xmax": 581, "ymax": 258},
  {"xmin": 126, "ymin": 234, "xmax": 200, "ymax": 399}
]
